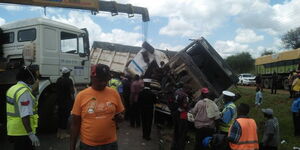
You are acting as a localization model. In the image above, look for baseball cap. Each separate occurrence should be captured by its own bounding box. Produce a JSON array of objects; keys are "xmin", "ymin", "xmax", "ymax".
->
[
  {"xmin": 262, "ymin": 108, "xmax": 273, "ymax": 115},
  {"xmin": 91, "ymin": 64, "xmax": 111, "ymax": 81},
  {"xmin": 61, "ymin": 67, "xmax": 72, "ymax": 74},
  {"xmin": 200, "ymin": 88, "xmax": 209, "ymax": 94},
  {"xmin": 222, "ymin": 90, "xmax": 235, "ymax": 97}
]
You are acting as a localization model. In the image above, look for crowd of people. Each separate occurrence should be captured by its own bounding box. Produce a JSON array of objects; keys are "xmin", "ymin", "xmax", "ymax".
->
[{"xmin": 4, "ymin": 64, "xmax": 300, "ymax": 150}]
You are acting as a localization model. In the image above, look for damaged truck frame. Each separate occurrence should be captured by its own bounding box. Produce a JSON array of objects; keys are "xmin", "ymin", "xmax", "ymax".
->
[
  {"xmin": 90, "ymin": 38, "xmax": 239, "ymax": 117},
  {"xmin": 152, "ymin": 38, "xmax": 239, "ymax": 116}
]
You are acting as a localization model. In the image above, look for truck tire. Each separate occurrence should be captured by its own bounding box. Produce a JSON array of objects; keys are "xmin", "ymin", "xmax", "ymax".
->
[
  {"xmin": 263, "ymin": 79, "xmax": 270, "ymax": 89},
  {"xmin": 283, "ymin": 79, "xmax": 289, "ymax": 90},
  {"xmin": 37, "ymin": 88, "xmax": 58, "ymax": 133}
]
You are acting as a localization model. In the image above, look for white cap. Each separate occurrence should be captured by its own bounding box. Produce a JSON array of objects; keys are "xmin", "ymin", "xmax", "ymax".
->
[
  {"xmin": 143, "ymin": 78, "xmax": 152, "ymax": 83},
  {"xmin": 61, "ymin": 67, "xmax": 72, "ymax": 74},
  {"xmin": 262, "ymin": 108, "xmax": 273, "ymax": 115},
  {"xmin": 222, "ymin": 90, "xmax": 235, "ymax": 97}
]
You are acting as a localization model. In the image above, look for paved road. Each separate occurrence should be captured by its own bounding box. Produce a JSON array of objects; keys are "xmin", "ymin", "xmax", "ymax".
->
[{"xmin": 0, "ymin": 121, "xmax": 160, "ymax": 150}]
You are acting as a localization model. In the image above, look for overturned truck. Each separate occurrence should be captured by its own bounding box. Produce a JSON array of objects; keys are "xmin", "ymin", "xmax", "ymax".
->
[
  {"xmin": 91, "ymin": 38, "xmax": 238, "ymax": 116},
  {"xmin": 138, "ymin": 38, "xmax": 239, "ymax": 115}
]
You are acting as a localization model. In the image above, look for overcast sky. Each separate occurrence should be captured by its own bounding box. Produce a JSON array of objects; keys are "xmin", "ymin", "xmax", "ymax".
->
[{"xmin": 1, "ymin": 0, "xmax": 300, "ymax": 58}]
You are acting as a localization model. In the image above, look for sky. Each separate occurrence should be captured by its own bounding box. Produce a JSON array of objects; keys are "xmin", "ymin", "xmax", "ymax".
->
[{"xmin": 1, "ymin": 0, "xmax": 300, "ymax": 58}]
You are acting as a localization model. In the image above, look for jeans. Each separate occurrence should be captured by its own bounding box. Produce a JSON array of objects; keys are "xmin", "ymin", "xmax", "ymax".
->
[{"xmin": 80, "ymin": 142, "xmax": 118, "ymax": 150}]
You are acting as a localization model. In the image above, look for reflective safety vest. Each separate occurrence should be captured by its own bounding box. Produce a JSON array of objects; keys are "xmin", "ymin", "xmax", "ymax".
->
[
  {"xmin": 292, "ymin": 78, "xmax": 300, "ymax": 92},
  {"xmin": 229, "ymin": 118, "xmax": 259, "ymax": 150},
  {"xmin": 108, "ymin": 78, "xmax": 122, "ymax": 91},
  {"xmin": 219, "ymin": 102, "xmax": 237, "ymax": 132},
  {"xmin": 6, "ymin": 83, "xmax": 38, "ymax": 136}
]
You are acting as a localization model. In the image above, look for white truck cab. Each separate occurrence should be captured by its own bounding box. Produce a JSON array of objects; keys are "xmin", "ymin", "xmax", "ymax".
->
[{"xmin": 0, "ymin": 18, "xmax": 90, "ymax": 133}]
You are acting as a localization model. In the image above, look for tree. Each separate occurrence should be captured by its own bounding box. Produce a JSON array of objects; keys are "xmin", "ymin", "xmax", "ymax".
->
[
  {"xmin": 261, "ymin": 49, "xmax": 274, "ymax": 56},
  {"xmin": 281, "ymin": 27, "xmax": 300, "ymax": 49},
  {"xmin": 225, "ymin": 52, "xmax": 255, "ymax": 74}
]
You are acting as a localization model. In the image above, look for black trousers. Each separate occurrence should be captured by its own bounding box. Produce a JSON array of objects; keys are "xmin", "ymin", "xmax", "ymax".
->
[
  {"xmin": 9, "ymin": 136, "xmax": 35, "ymax": 150},
  {"xmin": 130, "ymin": 102, "xmax": 140, "ymax": 127},
  {"xmin": 141, "ymin": 107, "xmax": 153, "ymax": 138},
  {"xmin": 58, "ymin": 102, "xmax": 72, "ymax": 129},
  {"xmin": 293, "ymin": 112, "xmax": 300, "ymax": 136},
  {"xmin": 123, "ymin": 93, "xmax": 130, "ymax": 120},
  {"xmin": 171, "ymin": 116, "xmax": 188, "ymax": 150},
  {"xmin": 289, "ymin": 85, "xmax": 295, "ymax": 98},
  {"xmin": 261, "ymin": 146, "xmax": 278, "ymax": 150},
  {"xmin": 194, "ymin": 127, "xmax": 215, "ymax": 150}
]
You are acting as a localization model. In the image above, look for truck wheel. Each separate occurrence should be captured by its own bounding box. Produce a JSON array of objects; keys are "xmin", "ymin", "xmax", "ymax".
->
[
  {"xmin": 263, "ymin": 79, "xmax": 270, "ymax": 89},
  {"xmin": 37, "ymin": 88, "xmax": 58, "ymax": 133},
  {"xmin": 283, "ymin": 79, "xmax": 289, "ymax": 90}
]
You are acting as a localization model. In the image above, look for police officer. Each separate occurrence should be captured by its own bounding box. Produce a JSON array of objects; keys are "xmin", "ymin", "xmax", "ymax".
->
[
  {"xmin": 219, "ymin": 90, "xmax": 237, "ymax": 134},
  {"xmin": 6, "ymin": 66, "xmax": 39, "ymax": 150},
  {"xmin": 138, "ymin": 79, "xmax": 157, "ymax": 140},
  {"xmin": 108, "ymin": 72, "xmax": 123, "ymax": 94}
]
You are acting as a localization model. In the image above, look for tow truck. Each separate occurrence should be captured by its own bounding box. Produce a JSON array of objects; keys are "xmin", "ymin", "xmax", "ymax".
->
[{"xmin": 0, "ymin": 0, "xmax": 149, "ymax": 134}]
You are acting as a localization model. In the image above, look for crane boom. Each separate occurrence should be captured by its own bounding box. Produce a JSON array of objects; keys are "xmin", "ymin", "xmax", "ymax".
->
[{"xmin": 0, "ymin": 0, "xmax": 150, "ymax": 22}]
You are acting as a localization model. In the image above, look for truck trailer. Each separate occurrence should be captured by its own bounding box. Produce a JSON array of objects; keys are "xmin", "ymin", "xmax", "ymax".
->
[{"xmin": 255, "ymin": 48, "xmax": 300, "ymax": 89}]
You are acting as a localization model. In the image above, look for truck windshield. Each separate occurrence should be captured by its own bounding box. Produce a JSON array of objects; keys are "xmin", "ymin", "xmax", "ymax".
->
[
  {"xmin": 3, "ymin": 32, "xmax": 14, "ymax": 44},
  {"xmin": 18, "ymin": 29, "xmax": 36, "ymax": 42}
]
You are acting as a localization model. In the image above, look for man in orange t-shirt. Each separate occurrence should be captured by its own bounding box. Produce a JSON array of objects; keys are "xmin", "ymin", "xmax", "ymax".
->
[{"xmin": 70, "ymin": 64, "xmax": 125, "ymax": 150}]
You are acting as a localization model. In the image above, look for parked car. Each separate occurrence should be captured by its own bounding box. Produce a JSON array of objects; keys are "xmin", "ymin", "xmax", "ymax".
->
[{"xmin": 238, "ymin": 73, "xmax": 256, "ymax": 85}]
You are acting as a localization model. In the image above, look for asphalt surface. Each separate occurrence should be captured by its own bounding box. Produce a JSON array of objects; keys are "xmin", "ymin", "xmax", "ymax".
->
[{"xmin": 0, "ymin": 121, "xmax": 160, "ymax": 150}]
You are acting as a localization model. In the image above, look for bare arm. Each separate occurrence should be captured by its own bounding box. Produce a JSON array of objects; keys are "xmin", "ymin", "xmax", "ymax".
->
[
  {"xmin": 70, "ymin": 115, "xmax": 81, "ymax": 150},
  {"xmin": 21, "ymin": 115, "xmax": 32, "ymax": 133}
]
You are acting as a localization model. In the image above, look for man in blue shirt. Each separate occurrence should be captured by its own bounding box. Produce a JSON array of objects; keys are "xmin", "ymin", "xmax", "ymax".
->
[{"xmin": 291, "ymin": 93, "xmax": 300, "ymax": 136}]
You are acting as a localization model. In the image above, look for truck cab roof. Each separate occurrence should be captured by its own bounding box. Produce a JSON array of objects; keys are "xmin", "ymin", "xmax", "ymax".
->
[{"xmin": 0, "ymin": 17, "xmax": 84, "ymax": 33}]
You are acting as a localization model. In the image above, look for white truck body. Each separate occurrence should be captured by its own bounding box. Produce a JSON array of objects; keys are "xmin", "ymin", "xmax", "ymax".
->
[
  {"xmin": 90, "ymin": 41, "xmax": 174, "ymax": 75},
  {"xmin": 0, "ymin": 18, "xmax": 90, "ymax": 133},
  {"xmin": 90, "ymin": 47, "xmax": 136, "ymax": 73}
]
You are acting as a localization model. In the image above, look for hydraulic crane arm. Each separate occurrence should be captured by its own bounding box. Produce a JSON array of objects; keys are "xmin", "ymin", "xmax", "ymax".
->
[{"xmin": 0, "ymin": 0, "xmax": 150, "ymax": 22}]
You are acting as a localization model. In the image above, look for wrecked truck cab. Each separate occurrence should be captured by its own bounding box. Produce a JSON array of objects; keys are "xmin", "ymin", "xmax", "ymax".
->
[
  {"xmin": 169, "ymin": 37, "xmax": 238, "ymax": 98},
  {"xmin": 155, "ymin": 37, "xmax": 238, "ymax": 115}
]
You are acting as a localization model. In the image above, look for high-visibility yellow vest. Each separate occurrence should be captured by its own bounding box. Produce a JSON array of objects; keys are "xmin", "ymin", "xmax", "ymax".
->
[
  {"xmin": 219, "ymin": 102, "xmax": 237, "ymax": 133},
  {"xmin": 6, "ymin": 83, "xmax": 39, "ymax": 136},
  {"xmin": 229, "ymin": 118, "xmax": 259, "ymax": 150},
  {"xmin": 108, "ymin": 78, "xmax": 122, "ymax": 91},
  {"xmin": 292, "ymin": 78, "xmax": 300, "ymax": 92}
]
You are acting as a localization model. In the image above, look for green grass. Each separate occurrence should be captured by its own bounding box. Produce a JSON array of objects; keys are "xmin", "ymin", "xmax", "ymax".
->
[
  {"xmin": 231, "ymin": 86, "xmax": 300, "ymax": 150},
  {"xmin": 159, "ymin": 86, "xmax": 300, "ymax": 150}
]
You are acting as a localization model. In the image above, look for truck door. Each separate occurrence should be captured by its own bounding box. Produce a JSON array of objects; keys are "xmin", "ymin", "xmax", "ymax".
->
[{"xmin": 59, "ymin": 30, "xmax": 90, "ymax": 85}]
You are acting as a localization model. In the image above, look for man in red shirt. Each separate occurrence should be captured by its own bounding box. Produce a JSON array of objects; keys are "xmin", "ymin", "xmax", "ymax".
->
[{"xmin": 70, "ymin": 64, "xmax": 125, "ymax": 150}]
